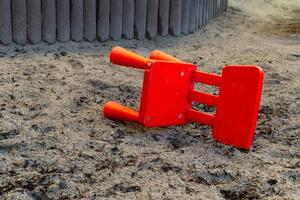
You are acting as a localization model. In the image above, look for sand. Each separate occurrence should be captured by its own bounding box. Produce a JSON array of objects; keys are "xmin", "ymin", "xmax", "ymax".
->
[{"xmin": 0, "ymin": 0, "xmax": 299, "ymax": 199}]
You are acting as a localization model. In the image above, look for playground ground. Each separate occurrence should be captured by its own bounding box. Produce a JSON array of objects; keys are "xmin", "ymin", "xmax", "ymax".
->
[{"xmin": 0, "ymin": 0, "xmax": 299, "ymax": 199}]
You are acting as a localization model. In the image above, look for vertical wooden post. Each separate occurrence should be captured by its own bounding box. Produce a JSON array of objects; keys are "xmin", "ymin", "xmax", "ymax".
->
[
  {"xmin": 170, "ymin": 0, "xmax": 182, "ymax": 36},
  {"xmin": 198, "ymin": 0, "xmax": 203, "ymax": 28},
  {"xmin": 181, "ymin": 0, "xmax": 190, "ymax": 35},
  {"xmin": 42, "ymin": 0, "xmax": 56, "ymax": 44},
  {"xmin": 208, "ymin": 0, "xmax": 210, "ymax": 22},
  {"xmin": 209, "ymin": 0, "xmax": 212, "ymax": 21},
  {"xmin": 205, "ymin": 0, "xmax": 209, "ymax": 26},
  {"xmin": 0, "ymin": 0, "xmax": 12, "ymax": 45},
  {"xmin": 71, "ymin": 0, "xmax": 84, "ymax": 42},
  {"xmin": 84, "ymin": 0, "xmax": 97, "ymax": 42},
  {"xmin": 210, "ymin": 0, "xmax": 213, "ymax": 19},
  {"xmin": 189, "ymin": 0, "xmax": 196, "ymax": 33},
  {"xmin": 212, "ymin": 0, "xmax": 214, "ymax": 19},
  {"xmin": 158, "ymin": 0, "xmax": 170, "ymax": 36},
  {"xmin": 221, "ymin": 0, "xmax": 225, "ymax": 14},
  {"xmin": 195, "ymin": 0, "xmax": 199, "ymax": 31},
  {"xmin": 202, "ymin": 0, "xmax": 206, "ymax": 26},
  {"xmin": 218, "ymin": 0, "xmax": 220, "ymax": 16},
  {"xmin": 134, "ymin": 0, "xmax": 147, "ymax": 40},
  {"xmin": 214, "ymin": 0, "xmax": 217, "ymax": 18},
  {"xmin": 216, "ymin": 0, "xmax": 220, "ymax": 17},
  {"xmin": 220, "ymin": 0, "xmax": 223, "ymax": 13},
  {"xmin": 110, "ymin": 0, "xmax": 123, "ymax": 40},
  {"xmin": 147, "ymin": 0, "xmax": 159, "ymax": 39},
  {"xmin": 57, "ymin": 0, "xmax": 70, "ymax": 42},
  {"xmin": 12, "ymin": 0, "xmax": 27, "ymax": 45},
  {"xmin": 28, "ymin": 0, "xmax": 42, "ymax": 44},
  {"xmin": 98, "ymin": 0, "xmax": 110, "ymax": 42},
  {"xmin": 123, "ymin": 0, "xmax": 134, "ymax": 39}
]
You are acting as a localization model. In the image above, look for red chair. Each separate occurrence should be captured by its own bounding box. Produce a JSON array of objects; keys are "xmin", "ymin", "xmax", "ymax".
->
[{"xmin": 103, "ymin": 47, "xmax": 264, "ymax": 150}]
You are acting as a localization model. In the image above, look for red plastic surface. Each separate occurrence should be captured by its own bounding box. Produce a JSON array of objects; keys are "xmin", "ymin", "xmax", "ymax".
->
[
  {"xmin": 106, "ymin": 47, "xmax": 197, "ymax": 127},
  {"xmin": 110, "ymin": 46, "xmax": 152, "ymax": 69},
  {"xmin": 213, "ymin": 66, "xmax": 264, "ymax": 149},
  {"xmin": 103, "ymin": 101, "xmax": 139, "ymax": 122},
  {"xmin": 139, "ymin": 61, "xmax": 196, "ymax": 127},
  {"xmin": 103, "ymin": 46, "xmax": 264, "ymax": 150}
]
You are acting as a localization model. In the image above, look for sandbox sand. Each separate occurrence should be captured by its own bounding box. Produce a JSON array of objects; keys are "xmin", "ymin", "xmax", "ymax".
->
[{"xmin": 0, "ymin": 0, "xmax": 299, "ymax": 199}]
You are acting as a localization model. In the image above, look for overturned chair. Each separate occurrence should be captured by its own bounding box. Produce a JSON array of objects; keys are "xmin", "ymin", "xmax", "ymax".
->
[{"xmin": 103, "ymin": 47, "xmax": 264, "ymax": 150}]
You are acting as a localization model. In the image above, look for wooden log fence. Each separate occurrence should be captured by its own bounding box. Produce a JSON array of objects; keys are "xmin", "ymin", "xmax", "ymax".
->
[{"xmin": 0, "ymin": 0, "xmax": 228, "ymax": 45}]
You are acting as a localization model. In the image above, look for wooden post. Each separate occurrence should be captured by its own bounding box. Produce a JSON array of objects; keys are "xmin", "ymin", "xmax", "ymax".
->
[
  {"xmin": 42, "ymin": 0, "xmax": 56, "ymax": 44},
  {"xmin": 97, "ymin": 0, "xmax": 110, "ymax": 42},
  {"xmin": 0, "ymin": 0, "xmax": 12, "ymax": 45},
  {"xmin": 217, "ymin": 0, "xmax": 222, "ymax": 17},
  {"xmin": 216, "ymin": 0, "xmax": 220, "ymax": 17},
  {"xmin": 134, "ymin": 0, "xmax": 147, "ymax": 40},
  {"xmin": 84, "ymin": 0, "xmax": 97, "ymax": 42},
  {"xmin": 170, "ymin": 0, "xmax": 182, "ymax": 36},
  {"xmin": 214, "ymin": 0, "xmax": 217, "ymax": 18},
  {"xmin": 208, "ymin": 0, "xmax": 211, "ymax": 21},
  {"xmin": 110, "ymin": 0, "xmax": 123, "ymax": 40},
  {"xmin": 123, "ymin": 0, "xmax": 134, "ymax": 39},
  {"xmin": 202, "ymin": 0, "xmax": 206, "ymax": 26},
  {"xmin": 12, "ymin": 0, "xmax": 27, "ymax": 45},
  {"xmin": 189, "ymin": 0, "xmax": 196, "ymax": 33},
  {"xmin": 158, "ymin": 0, "xmax": 170, "ymax": 36},
  {"xmin": 210, "ymin": 0, "xmax": 213, "ymax": 20},
  {"xmin": 57, "ymin": 0, "xmax": 70, "ymax": 42},
  {"xmin": 220, "ymin": 0, "xmax": 223, "ymax": 13},
  {"xmin": 28, "ymin": 0, "xmax": 42, "ymax": 44},
  {"xmin": 198, "ymin": 0, "xmax": 203, "ymax": 28},
  {"xmin": 195, "ymin": 0, "xmax": 199, "ymax": 30},
  {"xmin": 205, "ymin": 0, "xmax": 209, "ymax": 26},
  {"xmin": 71, "ymin": 0, "xmax": 84, "ymax": 42},
  {"xmin": 181, "ymin": 0, "xmax": 190, "ymax": 35},
  {"xmin": 212, "ymin": 0, "xmax": 215, "ymax": 19},
  {"xmin": 146, "ymin": 0, "xmax": 159, "ymax": 39}
]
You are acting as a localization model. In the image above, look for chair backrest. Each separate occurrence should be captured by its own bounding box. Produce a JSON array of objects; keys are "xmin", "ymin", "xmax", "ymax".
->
[{"xmin": 213, "ymin": 66, "xmax": 264, "ymax": 149}]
